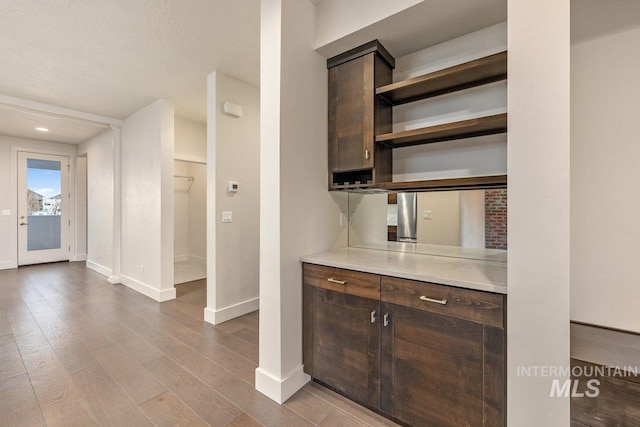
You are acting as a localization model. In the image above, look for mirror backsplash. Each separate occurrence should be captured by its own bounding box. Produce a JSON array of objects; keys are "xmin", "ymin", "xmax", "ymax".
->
[{"xmin": 348, "ymin": 189, "xmax": 507, "ymax": 263}]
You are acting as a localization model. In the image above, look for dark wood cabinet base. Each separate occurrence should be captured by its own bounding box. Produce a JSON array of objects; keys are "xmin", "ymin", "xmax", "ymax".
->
[{"xmin": 303, "ymin": 263, "xmax": 506, "ymax": 427}]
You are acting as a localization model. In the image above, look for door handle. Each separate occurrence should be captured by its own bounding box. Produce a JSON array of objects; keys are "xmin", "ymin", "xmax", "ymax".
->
[
  {"xmin": 419, "ymin": 295, "xmax": 448, "ymax": 305},
  {"xmin": 19, "ymin": 222, "xmax": 28, "ymax": 226}
]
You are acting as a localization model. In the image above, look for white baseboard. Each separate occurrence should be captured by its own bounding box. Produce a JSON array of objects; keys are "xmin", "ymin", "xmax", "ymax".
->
[
  {"xmin": 571, "ymin": 322, "xmax": 640, "ymax": 370},
  {"xmin": 188, "ymin": 254, "xmax": 206, "ymax": 265},
  {"xmin": 255, "ymin": 365, "xmax": 310, "ymax": 404},
  {"xmin": 204, "ymin": 297, "xmax": 259, "ymax": 325},
  {"xmin": 0, "ymin": 259, "xmax": 17, "ymax": 271},
  {"xmin": 86, "ymin": 260, "xmax": 112, "ymax": 278},
  {"xmin": 174, "ymin": 254, "xmax": 189, "ymax": 263},
  {"xmin": 120, "ymin": 274, "xmax": 176, "ymax": 302},
  {"xmin": 107, "ymin": 276, "xmax": 121, "ymax": 284}
]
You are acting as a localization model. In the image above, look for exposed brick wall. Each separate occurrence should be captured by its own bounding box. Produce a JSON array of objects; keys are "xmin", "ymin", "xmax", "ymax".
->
[{"xmin": 485, "ymin": 189, "xmax": 507, "ymax": 250}]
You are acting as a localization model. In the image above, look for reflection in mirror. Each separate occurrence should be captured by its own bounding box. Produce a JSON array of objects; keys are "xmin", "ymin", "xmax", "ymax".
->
[{"xmin": 348, "ymin": 189, "xmax": 507, "ymax": 262}]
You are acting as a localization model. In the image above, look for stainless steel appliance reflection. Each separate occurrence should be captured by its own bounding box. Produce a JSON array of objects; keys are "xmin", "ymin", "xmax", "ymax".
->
[{"xmin": 397, "ymin": 193, "xmax": 417, "ymax": 243}]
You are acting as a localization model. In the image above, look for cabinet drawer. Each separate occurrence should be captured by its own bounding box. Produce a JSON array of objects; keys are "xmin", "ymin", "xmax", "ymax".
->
[
  {"xmin": 381, "ymin": 276, "xmax": 504, "ymax": 329},
  {"xmin": 303, "ymin": 263, "xmax": 380, "ymax": 300}
]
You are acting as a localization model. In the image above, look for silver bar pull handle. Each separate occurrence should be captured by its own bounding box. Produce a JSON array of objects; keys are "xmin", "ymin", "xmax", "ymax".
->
[
  {"xmin": 383, "ymin": 313, "xmax": 390, "ymax": 327},
  {"xmin": 420, "ymin": 296, "xmax": 448, "ymax": 305},
  {"xmin": 365, "ymin": 149, "xmax": 370, "ymax": 160},
  {"xmin": 371, "ymin": 310, "xmax": 376, "ymax": 323},
  {"xmin": 327, "ymin": 278, "xmax": 346, "ymax": 285}
]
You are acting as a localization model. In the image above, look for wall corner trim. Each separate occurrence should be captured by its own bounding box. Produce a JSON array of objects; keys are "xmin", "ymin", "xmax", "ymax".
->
[
  {"xmin": 120, "ymin": 274, "xmax": 176, "ymax": 302},
  {"xmin": 86, "ymin": 260, "xmax": 112, "ymax": 278},
  {"xmin": 0, "ymin": 260, "xmax": 18, "ymax": 271},
  {"xmin": 255, "ymin": 365, "xmax": 310, "ymax": 404},
  {"xmin": 71, "ymin": 254, "xmax": 87, "ymax": 262},
  {"xmin": 204, "ymin": 297, "xmax": 259, "ymax": 325}
]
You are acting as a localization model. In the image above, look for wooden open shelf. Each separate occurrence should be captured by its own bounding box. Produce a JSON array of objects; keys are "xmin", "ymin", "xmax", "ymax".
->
[
  {"xmin": 330, "ymin": 175, "xmax": 507, "ymax": 192},
  {"xmin": 376, "ymin": 51, "xmax": 507, "ymax": 106},
  {"xmin": 376, "ymin": 113, "xmax": 507, "ymax": 148},
  {"xmin": 379, "ymin": 175, "xmax": 507, "ymax": 192},
  {"xmin": 330, "ymin": 182, "xmax": 374, "ymax": 190}
]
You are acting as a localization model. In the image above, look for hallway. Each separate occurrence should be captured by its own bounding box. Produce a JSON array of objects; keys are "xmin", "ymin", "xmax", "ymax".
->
[{"xmin": 0, "ymin": 262, "xmax": 397, "ymax": 426}]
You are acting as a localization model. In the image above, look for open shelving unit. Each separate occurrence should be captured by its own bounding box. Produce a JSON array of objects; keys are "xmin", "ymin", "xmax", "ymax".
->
[
  {"xmin": 376, "ymin": 113, "xmax": 507, "ymax": 148},
  {"xmin": 373, "ymin": 50, "xmax": 508, "ymax": 192},
  {"xmin": 376, "ymin": 51, "xmax": 507, "ymax": 106}
]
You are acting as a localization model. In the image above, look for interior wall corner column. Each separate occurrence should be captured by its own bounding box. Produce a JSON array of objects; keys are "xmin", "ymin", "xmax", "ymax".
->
[
  {"xmin": 204, "ymin": 71, "xmax": 218, "ymax": 324},
  {"xmin": 108, "ymin": 124, "xmax": 122, "ymax": 284},
  {"xmin": 507, "ymin": 0, "xmax": 571, "ymax": 424}
]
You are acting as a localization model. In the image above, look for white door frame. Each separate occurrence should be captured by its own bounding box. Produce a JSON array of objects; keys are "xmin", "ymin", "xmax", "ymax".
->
[
  {"xmin": 10, "ymin": 145, "xmax": 76, "ymax": 269},
  {"xmin": 17, "ymin": 151, "xmax": 70, "ymax": 265}
]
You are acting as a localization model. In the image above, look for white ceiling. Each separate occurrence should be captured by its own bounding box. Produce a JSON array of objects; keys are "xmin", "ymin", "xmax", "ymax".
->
[
  {"xmin": 0, "ymin": 107, "xmax": 105, "ymax": 144},
  {"xmin": 3, "ymin": 0, "xmax": 637, "ymax": 146},
  {"xmin": 0, "ymin": 0, "xmax": 260, "ymax": 143},
  {"xmin": 316, "ymin": 0, "xmax": 507, "ymax": 59}
]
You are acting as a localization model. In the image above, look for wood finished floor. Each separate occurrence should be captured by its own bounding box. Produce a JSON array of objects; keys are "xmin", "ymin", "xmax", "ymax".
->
[{"xmin": 0, "ymin": 262, "xmax": 399, "ymax": 427}]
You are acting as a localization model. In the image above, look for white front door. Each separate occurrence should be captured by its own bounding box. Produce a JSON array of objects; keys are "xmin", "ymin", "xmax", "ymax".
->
[{"xmin": 17, "ymin": 152, "xmax": 70, "ymax": 266}]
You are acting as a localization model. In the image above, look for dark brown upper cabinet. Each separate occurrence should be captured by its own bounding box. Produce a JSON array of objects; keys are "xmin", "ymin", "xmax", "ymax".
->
[
  {"xmin": 327, "ymin": 42, "xmax": 508, "ymax": 192},
  {"xmin": 327, "ymin": 40, "xmax": 394, "ymax": 190}
]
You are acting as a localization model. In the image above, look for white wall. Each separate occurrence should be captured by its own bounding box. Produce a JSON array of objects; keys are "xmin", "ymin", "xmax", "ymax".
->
[
  {"xmin": 348, "ymin": 193, "xmax": 388, "ymax": 246},
  {"xmin": 174, "ymin": 117, "xmax": 207, "ymax": 264},
  {"xmin": 78, "ymin": 131, "xmax": 113, "ymax": 276},
  {"xmin": 75, "ymin": 156, "xmax": 87, "ymax": 261},
  {"xmin": 508, "ymin": 0, "xmax": 571, "ymax": 425},
  {"xmin": 204, "ymin": 71, "xmax": 260, "ymax": 324},
  {"xmin": 571, "ymin": 25, "xmax": 640, "ymax": 332},
  {"xmin": 173, "ymin": 159, "xmax": 191, "ymax": 261},
  {"xmin": 0, "ymin": 135, "xmax": 77, "ymax": 270},
  {"xmin": 392, "ymin": 22, "xmax": 507, "ymax": 182},
  {"xmin": 188, "ymin": 162, "xmax": 206, "ymax": 262},
  {"xmin": 121, "ymin": 99, "xmax": 175, "ymax": 302},
  {"xmin": 459, "ymin": 190, "xmax": 485, "ymax": 248},
  {"xmin": 256, "ymin": 0, "xmax": 348, "ymax": 403},
  {"xmin": 175, "ymin": 116, "xmax": 207, "ymax": 161},
  {"xmin": 174, "ymin": 116, "xmax": 207, "ymax": 264},
  {"xmin": 314, "ymin": 0, "xmax": 421, "ymax": 48},
  {"xmin": 416, "ymin": 192, "xmax": 460, "ymax": 246}
]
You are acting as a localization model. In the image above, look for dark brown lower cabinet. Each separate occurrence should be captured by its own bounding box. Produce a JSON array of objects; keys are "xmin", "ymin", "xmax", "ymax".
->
[
  {"xmin": 303, "ymin": 263, "xmax": 506, "ymax": 427},
  {"xmin": 305, "ymin": 285, "xmax": 381, "ymax": 408}
]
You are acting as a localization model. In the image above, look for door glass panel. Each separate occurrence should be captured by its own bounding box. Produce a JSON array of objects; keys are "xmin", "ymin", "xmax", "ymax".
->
[{"xmin": 26, "ymin": 158, "xmax": 62, "ymax": 251}]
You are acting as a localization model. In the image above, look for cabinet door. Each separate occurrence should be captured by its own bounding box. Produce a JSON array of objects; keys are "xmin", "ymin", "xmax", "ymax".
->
[
  {"xmin": 329, "ymin": 54, "xmax": 375, "ymax": 173},
  {"xmin": 309, "ymin": 286, "xmax": 380, "ymax": 409},
  {"xmin": 380, "ymin": 302, "xmax": 485, "ymax": 427}
]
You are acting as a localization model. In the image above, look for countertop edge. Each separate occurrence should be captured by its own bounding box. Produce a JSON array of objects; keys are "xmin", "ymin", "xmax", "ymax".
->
[{"xmin": 299, "ymin": 249, "xmax": 507, "ymax": 295}]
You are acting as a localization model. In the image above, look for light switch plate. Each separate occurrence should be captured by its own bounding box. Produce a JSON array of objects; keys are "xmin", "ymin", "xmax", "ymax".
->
[
  {"xmin": 222, "ymin": 211, "xmax": 232, "ymax": 223},
  {"xmin": 1, "ymin": 209, "xmax": 10, "ymax": 216},
  {"xmin": 423, "ymin": 210, "xmax": 432, "ymax": 220}
]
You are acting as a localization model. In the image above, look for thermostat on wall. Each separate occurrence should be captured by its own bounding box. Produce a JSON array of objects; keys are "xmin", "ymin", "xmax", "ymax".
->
[{"xmin": 227, "ymin": 181, "xmax": 239, "ymax": 193}]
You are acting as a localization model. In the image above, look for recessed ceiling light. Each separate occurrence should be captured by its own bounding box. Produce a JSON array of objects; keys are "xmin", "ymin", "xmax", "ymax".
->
[{"xmin": 35, "ymin": 127, "xmax": 49, "ymax": 132}]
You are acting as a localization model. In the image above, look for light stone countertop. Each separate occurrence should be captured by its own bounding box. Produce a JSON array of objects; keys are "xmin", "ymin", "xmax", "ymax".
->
[
  {"xmin": 299, "ymin": 246, "xmax": 507, "ymax": 294},
  {"xmin": 351, "ymin": 242, "xmax": 507, "ymax": 263}
]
